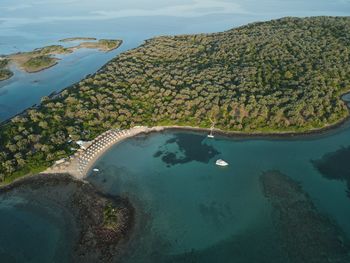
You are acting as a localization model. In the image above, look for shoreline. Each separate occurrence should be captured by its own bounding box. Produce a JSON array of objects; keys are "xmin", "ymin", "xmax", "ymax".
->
[
  {"xmin": 43, "ymin": 127, "xmax": 164, "ymax": 180},
  {"xmin": 0, "ymin": 173, "xmax": 134, "ymax": 263},
  {"xmin": 157, "ymin": 116, "xmax": 350, "ymax": 140},
  {"xmin": 43, "ymin": 114, "xmax": 350, "ymax": 181},
  {"xmin": 59, "ymin": 37, "xmax": 97, "ymax": 42},
  {"xmin": 0, "ymin": 72, "xmax": 13, "ymax": 81},
  {"xmin": 19, "ymin": 60, "xmax": 59, "ymax": 73},
  {"xmin": 0, "ymin": 39, "xmax": 122, "ymax": 80}
]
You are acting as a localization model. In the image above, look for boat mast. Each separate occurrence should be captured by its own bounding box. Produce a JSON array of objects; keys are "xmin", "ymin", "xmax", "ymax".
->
[{"xmin": 209, "ymin": 117, "xmax": 215, "ymax": 137}]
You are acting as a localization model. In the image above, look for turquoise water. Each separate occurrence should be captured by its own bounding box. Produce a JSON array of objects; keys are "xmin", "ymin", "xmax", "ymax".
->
[
  {"xmin": 1, "ymin": 0, "xmax": 350, "ymax": 261},
  {"xmin": 1, "ymin": 124, "xmax": 350, "ymax": 262},
  {"xmin": 86, "ymin": 123, "xmax": 350, "ymax": 262}
]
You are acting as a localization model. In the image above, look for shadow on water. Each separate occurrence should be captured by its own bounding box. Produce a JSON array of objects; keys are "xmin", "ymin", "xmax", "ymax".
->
[
  {"xmin": 311, "ymin": 145, "xmax": 350, "ymax": 197},
  {"xmin": 153, "ymin": 133, "xmax": 220, "ymax": 166}
]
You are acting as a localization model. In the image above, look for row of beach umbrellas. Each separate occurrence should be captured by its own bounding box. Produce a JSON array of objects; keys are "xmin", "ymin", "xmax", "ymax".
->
[{"xmin": 77, "ymin": 129, "xmax": 131, "ymax": 174}]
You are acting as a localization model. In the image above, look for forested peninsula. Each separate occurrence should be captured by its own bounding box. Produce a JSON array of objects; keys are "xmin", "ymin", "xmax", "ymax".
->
[{"xmin": 1, "ymin": 17, "xmax": 350, "ymax": 182}]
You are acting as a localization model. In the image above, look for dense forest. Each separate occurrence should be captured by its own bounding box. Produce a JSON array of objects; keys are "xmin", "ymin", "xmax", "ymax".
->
[{"xmin": 1, "ymin": 17, "xmax": 350, "ymax": 182}]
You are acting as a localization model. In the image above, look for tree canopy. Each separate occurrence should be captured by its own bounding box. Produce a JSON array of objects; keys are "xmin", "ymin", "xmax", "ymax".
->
[{"xmin": 1, "ymin": 16, "xmax": 350, "ymax": 182}]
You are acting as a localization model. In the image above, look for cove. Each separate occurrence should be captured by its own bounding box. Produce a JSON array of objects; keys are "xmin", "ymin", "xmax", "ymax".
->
[
  {"xmin": 86, "ymin": 122, "xmax": 350, "ymax": 263},
  {"xmin": 1, "ymin": 122, "xmax": 350, "ymax": 262}
]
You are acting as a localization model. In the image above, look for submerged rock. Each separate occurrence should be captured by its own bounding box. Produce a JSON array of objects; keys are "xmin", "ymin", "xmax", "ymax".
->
[
  {"xmin": 312, "ymin": 146, "xmax": 350, "ymax": 197},
  {"xmin": 260, "ymin": 170, "xmax": 350, "ymax": 263},
  {"xmin": 0, "ymin": 173, "xmax": 134, "ymax": 263},
  {"xmin": 153, "ymin": 133, "xmax": 220, "ymax": 166}
]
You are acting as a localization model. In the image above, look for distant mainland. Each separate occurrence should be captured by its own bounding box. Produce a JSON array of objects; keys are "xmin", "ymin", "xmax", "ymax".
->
[{"xmin": 0, "ymin": 38, "xmax": 122, "ymax": 79}]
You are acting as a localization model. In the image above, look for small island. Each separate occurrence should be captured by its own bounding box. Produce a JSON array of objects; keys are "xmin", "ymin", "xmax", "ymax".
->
[
  {"xmin": 75, "ymin": 39, "xmax": 124, "ymax": 52},
  {"xmin": 0, "ymin": 58, "xmax": 14, "ymax": 81},
  {"xmin": 59, "ymin": 37, "xmax": 97, "ymax": 42},
  {"xmin": 59, "ymin": 37, "xmax": 123, "ymax": 51},
  {"xmin": 0, "ymin": 39, "xmax": 122, "ymax": 78},
  {"xmin": 23, "ymin": 55, "xmax": 58, "ymax": 73},
  {"xmin": 7, "ymin": 45, "xmax": 73, "ymax": 73}
]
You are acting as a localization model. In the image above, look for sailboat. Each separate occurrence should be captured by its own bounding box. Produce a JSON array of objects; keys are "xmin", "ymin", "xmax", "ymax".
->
[
  {"xmin": 207, "ymin": 121, "xmax": 215, "ymax": 138},
  {"xmin": 207, "ymin": 127, "xmax": 214, "ymax": 138}
]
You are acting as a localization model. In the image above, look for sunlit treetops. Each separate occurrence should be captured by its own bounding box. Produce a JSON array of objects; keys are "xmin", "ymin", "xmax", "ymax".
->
[{"xmin": 1, "ymin": 16, "xmax": 350, "ymax": 182}]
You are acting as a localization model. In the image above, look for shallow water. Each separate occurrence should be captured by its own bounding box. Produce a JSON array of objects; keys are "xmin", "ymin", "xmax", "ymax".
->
[
  {"xmin": 0, "ymin": 48, "xmax": 124, "ymax": 121},
  {"xmin": 87, "ymin": 122, "xmax": 350, "ymax": 262}
]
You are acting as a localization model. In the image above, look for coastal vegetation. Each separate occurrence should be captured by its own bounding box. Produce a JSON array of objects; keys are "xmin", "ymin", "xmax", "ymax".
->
[
  {"xmin": 0, "ymin": 59, "xmax": 13, "ymax": 81},
  {"xmin": 59, "ymin": 37, "xmax": 97, "ymax": 42},
  {"xmin": 0, "ymin": 16, "xmax": 350, "ymax": 182},
  {"xmin": 8, "ymin": 44, "xmax": 69, "ymax": 73},
  {"xmin": 23, "ymin": 55, "xmax": 58, "ymax": 73},
  {"xmin": 103, "ymin": 203, "xmax": 119, "ymax": 229},
  {"xmin": 0, "ymin": 39, "xmax": 122, "ymax": 77},
  {"xmin": 76, "ymin": 39, "xmax": 122, "ymax": 51}
]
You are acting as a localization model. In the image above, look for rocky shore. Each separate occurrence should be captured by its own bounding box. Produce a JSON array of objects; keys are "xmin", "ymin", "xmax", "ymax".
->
[{"xmin": 0, "ymin": 173, "xmax": 134, "ymax": 263}]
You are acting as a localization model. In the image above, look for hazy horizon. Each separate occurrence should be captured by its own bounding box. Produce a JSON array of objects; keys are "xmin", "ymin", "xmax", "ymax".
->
[{"xmin": 1, "ymin": 0, "xmax": 349, "ymax": 32}]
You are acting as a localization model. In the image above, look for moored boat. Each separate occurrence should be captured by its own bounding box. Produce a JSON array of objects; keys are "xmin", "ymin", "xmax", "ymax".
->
[
  {"xmin": 216, "ymin": 159, "xmax": 229, "ymax": 166},
  {"xmin": 207, "ymin": 125, "xmax": 215, "ymax": 138}
]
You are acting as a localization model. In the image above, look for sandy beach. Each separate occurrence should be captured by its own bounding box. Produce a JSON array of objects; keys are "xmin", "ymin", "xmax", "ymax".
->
[
  {"xmin": 43, "ymin": 126, "xmax": 164, "ymax": 179},
  {"xmin": 43, "ymin": 116, "xmax": 350, "ymax": 181}
]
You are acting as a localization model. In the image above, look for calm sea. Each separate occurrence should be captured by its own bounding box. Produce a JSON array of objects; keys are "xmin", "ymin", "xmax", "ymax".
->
[{"xmin": 0, "ymin": 0, "xmax": 350, "ymax": 262}]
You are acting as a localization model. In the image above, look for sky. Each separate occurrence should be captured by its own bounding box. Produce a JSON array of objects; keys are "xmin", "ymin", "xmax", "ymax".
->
[
  {"xmin": 0, "ymin": 0, "xmax": 349, "ymax": 53},
  {"xmin": 0, "ymin": 0, "xmax": 349, "ymax": 29}
]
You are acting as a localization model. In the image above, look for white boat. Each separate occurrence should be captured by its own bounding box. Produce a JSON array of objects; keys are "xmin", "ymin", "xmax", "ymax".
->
[
  {"xmin": 216, "ymin": 159, "xmax": 229, "ymax": 166},
  {"xmin": 92, "ymin": 168, "xmax": 99, "ymax": 172},
  {"xmin": 207, "ymin": 126, "xmax": 215, "ymax": 138}
]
